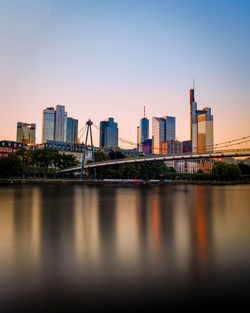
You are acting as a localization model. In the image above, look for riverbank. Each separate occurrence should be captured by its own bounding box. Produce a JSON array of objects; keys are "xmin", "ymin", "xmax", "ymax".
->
[{"xmin": 0, "ymin": 179, "xmax": 250, "ymax": 185}]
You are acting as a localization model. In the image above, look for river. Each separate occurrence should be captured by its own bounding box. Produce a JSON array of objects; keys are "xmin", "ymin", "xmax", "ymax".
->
[{"xmin": 0, "ymin": 184, "xmax": 250, "ymax": 311}]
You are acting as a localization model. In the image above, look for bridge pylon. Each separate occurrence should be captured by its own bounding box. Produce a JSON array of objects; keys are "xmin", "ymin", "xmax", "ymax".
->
[{"xmin": 80, "ymin": 119, "xmax": 96, "ymax": 180}]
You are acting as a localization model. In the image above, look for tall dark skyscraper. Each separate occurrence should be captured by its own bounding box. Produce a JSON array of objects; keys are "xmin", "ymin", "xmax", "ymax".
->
[
  {"xmin": 139, "ymin": 107, "xmax": 149, "ymax": 152},
  {"xmin": 99, "ymin": 118, "xmax": 118, "ymax": 148},
  {"xmin": 190, "ymin": 86, "xmax": 214, "ymax": 152},
  {"xmin": 66, "ymin": 117, "xmax": 78, "ymax": 143}
]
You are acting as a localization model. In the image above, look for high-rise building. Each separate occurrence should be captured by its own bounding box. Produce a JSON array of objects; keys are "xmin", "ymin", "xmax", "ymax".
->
[
  {"xmin": 42, "ymin": 105, "xmax": 78, "ymax": 144},
  {"xmin": 16, "ymin": 122, "xmax": 36, "ymax": 144},
  {"xmin": 42, "ymin": 107, "xmax": 55, "ymax": 143},
  {"xmin": 197, "ymin": 110, "xmax": 213, "ymax": 153},
  {"xmin": 54, "ymin": 105, "xmax": 67, "ymax": 141},
  {"xmin": 140, "ymin": 107, "xmax": 149, "ymax": 153},
  {"xmin": 137, "ymin": 126, "xmax": 140, "ymax": 152},
  {"xmin": 152, "ymin": 116, "xmax": 176, "ymax": 154},
  {"xmin": 190, "ymin": 87, "xmax": 214, "ymax": 152},
  {"xmin": 66, "ymin": 117, "xmax": 78, "ymax": 143},
  {"xmin": 99, "ymin": 118, "xmax": 118, "ymax": 148}
]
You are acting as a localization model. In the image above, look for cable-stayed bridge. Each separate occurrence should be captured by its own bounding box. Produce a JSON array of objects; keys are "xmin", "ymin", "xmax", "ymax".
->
[
  {"xmin": 60, "ymin": 148, "xmax": 250, "ymax": 173},
  {"xmin": 61, "ymin": 119, "xmax": 250, "ymax": 176}
]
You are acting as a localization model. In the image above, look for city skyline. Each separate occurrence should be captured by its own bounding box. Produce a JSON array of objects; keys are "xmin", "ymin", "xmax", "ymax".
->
[{"xmin": 0, "ymin": 0, "xmax": 250, "ymax": 148}]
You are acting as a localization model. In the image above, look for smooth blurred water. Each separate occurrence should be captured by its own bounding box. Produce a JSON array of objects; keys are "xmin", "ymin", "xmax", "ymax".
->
[{"xmin": 0, "ymin": 184, "xmax": 250, "ymax": 312}]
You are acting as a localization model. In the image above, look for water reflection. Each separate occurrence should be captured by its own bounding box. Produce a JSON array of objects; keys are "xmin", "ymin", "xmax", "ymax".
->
[{"xmin": 0, "ymin": 184, "xmax": 250, "ymax": 310}]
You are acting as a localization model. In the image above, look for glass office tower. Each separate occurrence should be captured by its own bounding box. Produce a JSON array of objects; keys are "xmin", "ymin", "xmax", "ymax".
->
[
  {"xmin": 140, "ymin": 117, "xmax": 149, "ymax": 152},
  {"xmin": 42, "ymin": 107, "xmax": 55, "ymax": 143},
  {"xmin": 66, "ymin": 117, "xmax": 78, "ymax": 143},
  {"xmin": 152, "ymin": 116, "xmax": 176, "ymax": 154},
  {"xmin": 54, "ymin": 105, "xmax": 66, "ymax": 142},
  {"xmin": 99, "ymin": 118, "xmax": 118, "ymax": 147}
]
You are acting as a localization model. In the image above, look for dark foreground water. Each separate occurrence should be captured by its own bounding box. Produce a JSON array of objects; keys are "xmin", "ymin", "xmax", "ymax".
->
[{"xmin": 0, "ymin": 184, "xmax": 250, "ymax": 312}]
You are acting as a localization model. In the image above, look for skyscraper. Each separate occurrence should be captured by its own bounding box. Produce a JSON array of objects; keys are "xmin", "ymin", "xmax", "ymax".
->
[
  {"xmin": 140, "ymin": 107, "xmax": 149, "ymax": 153},
  {"xmin": 16, "ymin": 122, "xmax": 36, "ymax": 144},
  {"xmin": 99, "ymin": 118, "xmax": 118, "ymax": 148},
  {"xmin": 42, "ymin": 107, "xmax": 55, "ymax": 143},
  {"xmin": 190, "ymin": 87, "xmax": 214, "ymax": 152},
  {"xmin": 42, "ymin": 105, "xmax": 77, "ymax": 143},
  {"xmin": 197, "ymin": 110, "xmax": 214, "ymax": 153},
  {"xmin": 137, "ymin": 126, "xmax": 140, "ymax": 152},
  {"xmin": 54, "ymin": 105, "xmax": 67, "ymax": 141},
  {"xmin": 152, "ymin": 116, "xmax": 176, "ymax": 154},
  {"xmin": 66, "ymin": 117, "xmax": 78, "ymax": 143}
]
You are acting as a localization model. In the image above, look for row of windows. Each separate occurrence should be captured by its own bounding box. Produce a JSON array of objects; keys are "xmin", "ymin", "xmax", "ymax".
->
[
  {"xmin": 0, "ymin": 147, "xmax": 12, "ymax": 152},
  {"xmin": 1, "ymin": 142, "xmax": 22, "ymax": 148}
]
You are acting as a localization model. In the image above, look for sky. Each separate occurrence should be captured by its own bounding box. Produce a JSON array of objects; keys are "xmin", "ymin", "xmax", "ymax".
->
[{"xmin": 0, "ymin": 0, "xmax": 250, "ymax": 148}]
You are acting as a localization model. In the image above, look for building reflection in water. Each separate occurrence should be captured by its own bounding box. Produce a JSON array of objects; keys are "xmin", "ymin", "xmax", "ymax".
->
[
  {"xmin": 73, "ymin": 186, "xmax": 100, "ymax": 272},
  {"xmin": 1, "ymin": 184, "xmax": 250, "ymax": 310}
]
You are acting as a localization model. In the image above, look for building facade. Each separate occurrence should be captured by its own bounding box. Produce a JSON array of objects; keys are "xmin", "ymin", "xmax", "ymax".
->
[
  {"xmin": 99, "ymin": 118, "xmax": 118, "ymax": 148},
  {"xmin": 142, "ymin": 139, "xmax": 152, "ymax": 154},
  {"xmin": 16, "ymin": 122, "xmax": 36, "ymax": 144},
  {"xmin": 160, "ymin": 140, "xmax": 182, "ymax": 155},
  {"xmin": 0, "ymin": 140, "xmax": 25, "ymax": 157},
  {"xmin": 182, "ymin": 140, "xmax": 192, "ymax": 153},
  {"xmin": 152, "ymin": 116, "xmax": 176, "ymax": 154}
]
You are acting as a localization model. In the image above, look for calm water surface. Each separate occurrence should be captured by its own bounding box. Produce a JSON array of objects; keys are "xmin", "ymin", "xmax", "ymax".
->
[{"xmin": 0, "ymin": 184, "xmax": 250, "ymax": 311}]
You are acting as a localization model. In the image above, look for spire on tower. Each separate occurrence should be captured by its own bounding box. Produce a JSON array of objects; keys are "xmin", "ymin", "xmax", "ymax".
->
[
  {"xmin": 193, "ymin": 77, "xmax": 195, "ymax": 91},
  {"xmin": 144, "ymin": 106, "xmax": 146, "ymax": 118}
]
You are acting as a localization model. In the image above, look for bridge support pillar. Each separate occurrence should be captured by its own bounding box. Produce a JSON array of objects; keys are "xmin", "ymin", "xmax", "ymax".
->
[{"xmin": 80, "ymin": 119, "xmax": 96, "ymax": 180}]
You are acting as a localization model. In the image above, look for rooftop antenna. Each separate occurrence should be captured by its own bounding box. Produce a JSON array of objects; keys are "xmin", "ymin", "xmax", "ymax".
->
[
  {"xmin": 193, "ymin": 77, "xmax": 195, "ymax": 91},
  {"xmin": 144, "ymin": 106, "xmax": 146, "ymax": 118}
]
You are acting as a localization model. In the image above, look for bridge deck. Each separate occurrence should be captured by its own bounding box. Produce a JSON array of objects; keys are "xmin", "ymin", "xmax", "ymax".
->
[{"xmin": 60, "ymin": 148, "xmax": 250, "ymax": 173}]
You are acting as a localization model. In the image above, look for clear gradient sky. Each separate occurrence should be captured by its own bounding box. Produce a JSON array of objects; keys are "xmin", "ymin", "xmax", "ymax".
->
[{"xmin": 0, "ymin": 0, "xmax": 250, "ymax": 148}]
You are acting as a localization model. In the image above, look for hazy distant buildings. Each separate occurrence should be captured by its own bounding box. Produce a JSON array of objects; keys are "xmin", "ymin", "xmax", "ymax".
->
[
  {"xmin": 99, "ymin": 118, "xmax": 118, "ymax": 148},
  {"xmin": 42, "ymin": 105, "xmax": 78, "ymax": 143},
  {"xmin": 16, "ymin": 122, "xmax": 36, "ymax": 144},
  {"xmin": 190, "ymin": 88, "xmax": 214, "ymax": 153},
  {"xmin": 152, "ymin": 116, "xmax": 175, "ymax": 154}
]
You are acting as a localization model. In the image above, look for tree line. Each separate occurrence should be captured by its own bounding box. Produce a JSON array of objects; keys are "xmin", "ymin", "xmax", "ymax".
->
[
  {"xmin": 0, "ymin": 148, "xmax": 78, "ymax": 178},
  {"xmin": 0, "ymin": 148, "xmax": 250, "ymax": 181}
]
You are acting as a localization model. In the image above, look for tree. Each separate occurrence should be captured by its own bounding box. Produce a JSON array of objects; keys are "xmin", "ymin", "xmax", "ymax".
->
[
  {"xmin": 93, "ymin": 151, "xmax": 110, "ymax": 162},
  {"xmin": 109, "ymin": 151, "xmax": 125, "ymax": 160},
  {"xmin": 212, "ymin": 161, "xmax": 228, "ymax": 180},
  {"xmin": 0, "ymin": 154, "xmax": 24, "ymax": 178},
  {"xmin": 227, "ymin": 163, "xmax": 241, "ymax": 181},
  {"xmin": 237, "ymin": 162, "xmax": 250, "ymax": 175},
  {"xmin": 87, "ymin": 151, "xmax": 111, "ymax": 179},
  {"xmin": 212, "ymin": 161, "xmax": 240, "ymax": 181},
  {"xmin": 197, "ymin": 168, "xmax": 204, "ymax": 173}
]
